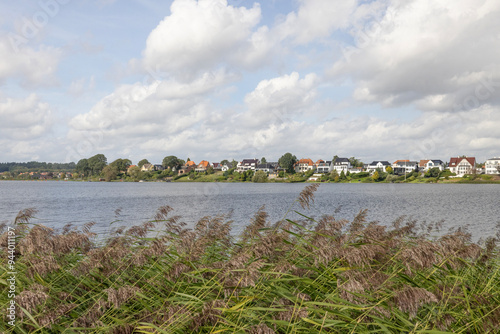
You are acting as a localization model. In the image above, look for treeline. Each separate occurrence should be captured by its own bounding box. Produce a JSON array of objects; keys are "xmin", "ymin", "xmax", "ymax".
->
[{"xmin": 0, "ymin": 162, "xmax": 76, "ymax": 173}]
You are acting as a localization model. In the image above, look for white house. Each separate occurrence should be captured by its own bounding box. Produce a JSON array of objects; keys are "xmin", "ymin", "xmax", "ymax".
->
[
  {"xmin": 366, "ymin": 161, "xmax": 391, "ymax": 173},
  {"xmin": 221, "ymin": 163, "xmax": 233, "ymax": 172},
  {"xmin": 316, "ymin": 161, "xmax": 332, "ymax": 173},
  {"xmin": 332, "ymin": 158, "xmax": 351, "ymax": 173},
  {"xmin": 419, "ymin": 159, "xmax": 445, "ymax": 171},
  {"xmin": 236, "ymin": 159, "xmax": 259, "ymax": 172},
  {"xmin": 485, "ymin": 158, "xmax": 500, "ymax": 175},
  {"xmin": 294, "ymin": 158, "xmax": 315, "ymax": 173},
  {"xmin": 255, "ymin": 163, "xmax": 278, "ymax": 173},
  {"xmin": 392, "ymin": 160, "xmax": 418, "ymax": 175},
  {"xmin": 448, "ymin": 157, "xmax": 476, "ymax": 176}
]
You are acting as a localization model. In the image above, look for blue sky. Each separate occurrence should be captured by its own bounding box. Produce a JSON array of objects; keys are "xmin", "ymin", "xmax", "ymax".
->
[{"xmin": 1, "ymin": 0, "xmax": 500, "ymax": 165}]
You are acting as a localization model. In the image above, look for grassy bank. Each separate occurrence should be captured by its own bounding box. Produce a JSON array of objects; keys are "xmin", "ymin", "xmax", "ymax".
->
[{"xmin": 1, "ymin": 185, "xmax": 500, "ymax": 333}]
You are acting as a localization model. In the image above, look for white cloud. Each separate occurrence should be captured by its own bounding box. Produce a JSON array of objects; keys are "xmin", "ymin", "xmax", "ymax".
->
[
  {"xmin": 330, "ymin": 0, "xmax": 500, "ymax": 111},
  {"xmin": 0, "ymin": 35, "xmax": 61, "ymax": 87},
  {"xmin": 142, "ymin": 0, "xmax": 264, "ymax": 78},
  {"xmin": 0, "ymin": 94, "xmax": 53, "ymax": 140},
  {"xmin": 276, "ymin": 0, "xmax": 358, "ymax": 44}
]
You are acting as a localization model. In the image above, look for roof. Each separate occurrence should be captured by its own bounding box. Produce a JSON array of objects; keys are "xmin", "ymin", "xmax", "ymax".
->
[
  {"xmin": 295, "ymin": 158, "xmax": 314, "ymax": 166},
  {"xmin": 487, "ymin": 157, "xmax": 500, "ymax": 161},
  {"xmin": 369, "ymin": 161, "xmax": 390, "ymax": 166},
  {"xmin": 333, "ymin": 158, "xmax": 350, "ymax": 164},
  {"xmin": 419, "ymin": 160, "xmax": 430, "ymax": 167},
  {"xmin": 449, "ymin": 157, "xmax": 476, "ymax": 167},
  {"xmin": 257, "ymin": 163, "xmax": 275, "ymax": 169},
  {"xmin": 197, "ymin": 160, "xmax": 209, "ymax": 168},
  {"xmin": 394, "ymin": 160, "xmax": 410, "ymax": 164},
  {"xmin": 185, "ymin": 161, "xmax": 196, "ymax": 166},
  {"xmin": 241, "ymin": 159, "xmax": 258, "ymax": 165},
  {"xmin": 212, "ymin": 163, "xmax": 221, "ymax": 168},
  {"xmin": 315, "ymin": 159, "xmax": 324, "ymax": 165}
]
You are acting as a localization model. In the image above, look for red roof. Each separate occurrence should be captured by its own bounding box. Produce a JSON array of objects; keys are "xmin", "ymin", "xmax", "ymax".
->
[
  {"xmin": 449, "ymin": 157, "xmax": 475, "ymax": 167},
  {"xmin": 186, "ymin": 161, "xmax": 196, "ymax": 166},
  {"xmin": 197, "ymin": 160, "xmax": 209, "ymax": 168},
  {"xmin": 296, "ymin": 158, "xmax": 314, "ymax": 166},
  {"xmin": 419, "ymin": 160, "xmax": 430, "ymax": 167},
  {"xmin": 393, "ymin": 160, "xmax": 409, "ymax": 164}
]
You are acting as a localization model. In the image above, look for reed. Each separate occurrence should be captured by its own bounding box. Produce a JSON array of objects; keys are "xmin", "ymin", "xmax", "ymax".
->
[{"xmin": 1, "ymin": 186, "xmax": 499, "ymax": 333}]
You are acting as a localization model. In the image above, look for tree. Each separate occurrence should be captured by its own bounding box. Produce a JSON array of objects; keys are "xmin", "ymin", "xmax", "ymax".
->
[
  {"xmin": 206, "ymin": 166, "xmax": 214, "ymax": 175},
  {"xmin": 162, "ymin": 156, "xmax": 182, "ymax": 170},
  {"xmin": 385, "ymin": 166, "xmax": 393, "ymax": 174},
  {"xmin": 127, "ymin": 166, "xmax": 141, "ymax": 180},
  {"xmin": 278, "ymin": 153, "xmax": 297, "ymax": 174},
  {"xmin": 425, "ymin": 167, "xmax": 441, "ymax": 178},
  {"xmin": 252, "ymin": 170, "xmax": 268, "ymax": 183},
  {"xmin": 349, "ymin": 157, "xmax": 363, "ymax": 168},
  {"xmin": 101, "ymin": 165, "xmax": 119, "ymax": 182},
  {"xmin": 220, "ymin": 159, "xmax": 229, "ymax": 166},
  {"xmin": 340, "ymin": 170, "xmax": 346, "ymax": 180},
  {"xmin": 260, "ymin": 157, "xmax": 267, "ymax": 164},
  {"xmin": 76, "ymin": 158, "xmax": 90, "ymax": 176},
  {"xmin": 372, "ymin": 171, "xmax": 380, "ymax": 182},
  {"xmin": 332, "ymin": 155, "xmax": 339, "ymax": 164},
  {"xmin": 138, "ymin": 159, "xmax": 150, "ymax": 168},
  {"xmin": 88, "ymin": 154, "xmax": 107, "ymax": 175},
  {"xmin": 110, "ymin": 158, "xmax": 132, "ymax": 172}
]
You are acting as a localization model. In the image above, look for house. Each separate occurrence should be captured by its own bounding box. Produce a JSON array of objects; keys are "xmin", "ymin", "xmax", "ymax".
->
[
  {"xmin": 485, "ymin": 158, "xmax": 500, "ymax": 175},
  {"xmin": 236, "ymin": 159, "xmax": 259, "ymax": 172},
  {"xmin": 221, "ymin": 163, "xmax": 233, "ymax": 172},
  {"xmin": 178, "ymin": 161, "xmax": 196, "ymax": 175},
  {"xmin": 366, "ymin": 161, "xmax": 391, "ymax": 173},
  {"xmin": 141, "ymin": 164, "xmax": 154, "ymax": 172},
  {"xmin": 154, "ymin": 164, "xmax": 165, "ymax": 171},
  {"xmin": 195, "ymin": 160, "xmax": 210, "ymax": 172},
  {"xmin": 316, "ymin": 161, "xmax": 332, "ymax": 173},
  {"xmin": 448, "ymin": 157, "xmax": 476, "ymax": 176},
  {"xmin": 294, "ymin": 158, "xmax": 315, "ymax": 173},
  {"xmin": 255, "ymin": 163, "xmax": 278, "ymax": 173},
  {"xmin": 212, "ymin": 163, "xmax": 222, "ymax": 171},
  {"xmin": 419, "ymin": 159, "xmax": 445, "ymax": 172},
  {"xmin": 332, "ymin": 158, "xmax": 351, "ymax": 173},
  {"xmin": 392, "ymin": 160, "xmax": 418, "ymax": 175}
]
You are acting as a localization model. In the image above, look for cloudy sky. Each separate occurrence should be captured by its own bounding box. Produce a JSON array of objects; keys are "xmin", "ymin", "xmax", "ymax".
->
[{"xmin": 1, "ymin": 0, "xmax": 499, "ymax": 164}]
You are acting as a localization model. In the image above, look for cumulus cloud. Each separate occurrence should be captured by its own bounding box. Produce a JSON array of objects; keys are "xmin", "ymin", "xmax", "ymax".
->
[
  {"xmin": 0, "ymin": 35, "xmax": 61, "ymax": 87},
  {"xmin": 0, "ymin": 94, "xmax": 53, "ymax": 140},
  {"xmin": 276, "ymin": 0, "xmax": 358, "ymax": 44},
  {"xmin": 142, "ymin": 0, "xmax": 267, "ymax": 78},
  {"xmin": 330, "ymin": 0, "xmax": 500, "ymax": 111}
]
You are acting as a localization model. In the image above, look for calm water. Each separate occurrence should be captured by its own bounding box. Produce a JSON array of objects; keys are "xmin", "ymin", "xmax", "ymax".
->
[{"xmin": 0, "ymin": 181, "xmax": 499, "ymax": 241}]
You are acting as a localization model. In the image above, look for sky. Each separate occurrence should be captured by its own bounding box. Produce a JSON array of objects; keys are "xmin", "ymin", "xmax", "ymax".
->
[{"xmin": 1, "ymin": 0, "xmax": 500, "ymax": 165}]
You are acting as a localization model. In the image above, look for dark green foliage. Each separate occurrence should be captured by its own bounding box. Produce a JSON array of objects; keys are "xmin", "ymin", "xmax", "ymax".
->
[
  {"xmin": 425, "ymin": 167, "xmax": 441, "ymax": 178},
  {"xmin": 278, "ymin": 153, "xmax": 297, "ymax": 174}
]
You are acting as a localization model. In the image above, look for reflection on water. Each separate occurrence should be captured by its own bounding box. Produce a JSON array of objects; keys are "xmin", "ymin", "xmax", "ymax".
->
[{"xmin": 0, "ymin": 181, "xmax": 499, "ymax": 241}]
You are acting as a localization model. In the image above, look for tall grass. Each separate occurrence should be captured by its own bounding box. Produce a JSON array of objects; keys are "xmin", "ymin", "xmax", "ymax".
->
[{"xmin": 1, "ymin": 185, "xmax": 500, "ymax": 333}]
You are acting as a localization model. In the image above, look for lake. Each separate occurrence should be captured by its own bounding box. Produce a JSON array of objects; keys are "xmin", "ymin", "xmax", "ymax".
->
[{"xmin": 0, "ymin": 181, "xmax": 498, "ymax": 241}]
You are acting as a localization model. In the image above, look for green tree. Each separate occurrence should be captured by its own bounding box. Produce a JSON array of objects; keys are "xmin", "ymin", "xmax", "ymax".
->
[
  {"xmin": 88, "ymin": 154, "xmax": 107, "ymax": 175},
  {"xmin": 101, "ymin": 165, "xmax": 119, "ymax": 182},
  {"xmin": 340, "ymin": 170, "xmax": 346, "ymax": 180},
  {"xmin": 332, "ymin": 155, "xmax": 339, "ymax": 164},
  {"xmin": 349, "ymin": 157, "xmax": 363, "ymax": 168},
  {"xmin": 278, "ymin": 153, "xmax": 297, "ymax": 174},
  {"xmin": 162, "ymin": 156, "xmax": 182, "ymax": 170},
  {"xmin": 425, "ymin": 167, "xmax": 441, "ymax": 178},
  {"xmin": 372, "ymin": 171, "xmax": 380, "ymax": 182},
  {"xmin": 76, "ymin": 158, "xmax": 90, "ymax": 176},
  {"xmin": 260, "ymin": 157, "xmax": 267, "ymax": 164},
  {"xmin": 206, "ymin": 166, "xmax": 214, "ymax": 175},
  {"xmin": 138, "ymin": 159, "xmax": 150, "ymax": 168},
  {"xmin": 220, "ymin": 159, "xmax": 230, "ymax": 166},
  {"xmin": 127, "ymin": 166, "xmax": 141, "ymax": 180},
  {"xmin": 252, "ymin": 170, "xmax": 268, "ymax": 183},
  {"xmin": 110, "ymin": 158, "xmax": 132, "ymax": 172}
]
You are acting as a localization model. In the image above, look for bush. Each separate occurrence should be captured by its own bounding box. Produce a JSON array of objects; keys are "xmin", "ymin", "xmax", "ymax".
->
[
  {"xmin": 252, "ymin": 171, "xmax": 268, "ymax": 183},
  {"xmin": 351, "ymin": 172, "xmax": 370, "ymax": 179}
]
